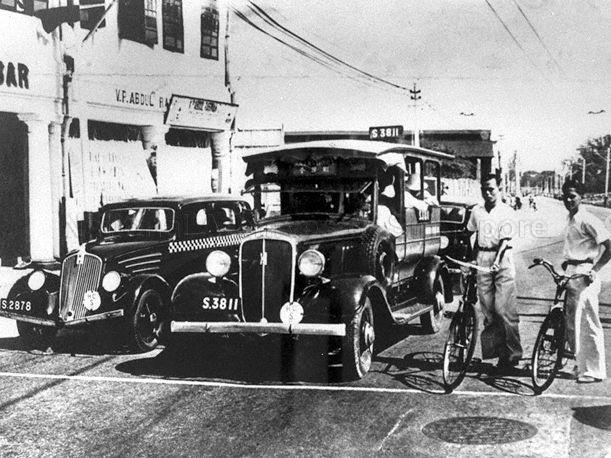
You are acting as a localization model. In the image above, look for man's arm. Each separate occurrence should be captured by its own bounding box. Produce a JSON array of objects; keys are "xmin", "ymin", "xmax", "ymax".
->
[
  {"xmin": 593, "ymin": 239, "xmax": 611, "ymax": 273},
  {"xmin": 492, "ymin": 238, "xmax": 511, "ymax": 270}
]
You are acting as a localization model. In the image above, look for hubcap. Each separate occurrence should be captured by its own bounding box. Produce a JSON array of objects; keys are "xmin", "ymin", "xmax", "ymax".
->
[{"xmin": 362, "ymin": 320, "xmax": 375, "ymax": 350}]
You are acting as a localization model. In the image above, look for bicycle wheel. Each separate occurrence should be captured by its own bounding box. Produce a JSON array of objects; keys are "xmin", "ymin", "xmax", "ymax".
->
[
  {"xmin": 531, "ymin": 308, "xmax": 565, "ymax": 394},
  {"xmin": 442, "ymin": 302, "xmax": 477, "ymax": 392}
]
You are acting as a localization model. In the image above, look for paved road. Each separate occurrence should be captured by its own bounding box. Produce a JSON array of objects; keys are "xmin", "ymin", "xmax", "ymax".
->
[{"xmin": 0, "ymin": 198, "xmax": 609, "ymax": 457}]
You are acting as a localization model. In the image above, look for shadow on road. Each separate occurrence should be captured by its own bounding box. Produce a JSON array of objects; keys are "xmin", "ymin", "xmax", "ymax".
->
[
  {"xmin": 572, "ymin": 405, "xmax": 611, "ymax": 431},
  {"xmin": 375, "ymin": 351, "xmax": 446, "ymax": 393},
  {"xmin": 0, "ymin": 326, "xmax": 135, "ymax": 356}
]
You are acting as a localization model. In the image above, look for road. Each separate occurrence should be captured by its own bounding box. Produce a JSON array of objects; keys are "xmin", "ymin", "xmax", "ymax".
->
[{"xmin": 0, "ymin": 198, "xmax": 609, "ymax": 457}]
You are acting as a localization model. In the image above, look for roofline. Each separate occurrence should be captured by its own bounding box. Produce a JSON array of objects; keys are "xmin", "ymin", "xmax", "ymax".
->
[{"xmin": 243, "ymin": 139, "xmax": 454, "ymax": 162}]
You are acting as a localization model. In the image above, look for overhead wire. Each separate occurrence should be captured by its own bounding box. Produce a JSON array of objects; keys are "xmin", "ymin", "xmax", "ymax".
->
[
  {"xmin": 483, "ymin": 0, "xmax": 551, "ymax": 81},
  {"xmin": 511, "ymin": 0, "xmax": 565, "ymax": 75}
]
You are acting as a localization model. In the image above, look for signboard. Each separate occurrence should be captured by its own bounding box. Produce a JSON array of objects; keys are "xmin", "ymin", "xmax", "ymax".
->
[
  {"xmin": 165, "ymin": 95, "xmax": 238, "ymax": 131},
  {"xmin": 369, "ymin": 125, "xmax": 403, "ymax": 140}
]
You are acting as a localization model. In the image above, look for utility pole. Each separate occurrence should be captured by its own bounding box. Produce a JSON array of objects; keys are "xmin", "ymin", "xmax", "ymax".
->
[
  {"xmin": 605, "ymin": 146, "xmax": 610, "ymax": 207},
  {"xmin": 410, "ymin": 83, "xmax": 421, "ymax": 147},
  {"xmin": 581, "ymin": 157, "xmax": 586, "ymax": 184}
]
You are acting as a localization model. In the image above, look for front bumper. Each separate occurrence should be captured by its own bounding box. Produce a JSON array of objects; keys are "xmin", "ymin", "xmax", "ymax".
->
[
  {"xmin": 171, "ymin": 320, "xmax": 346, "ymax": 337},
  {"xmin": 0, "ymin": 309, "xmax": 124, "ymax": 328},
  {"xmin": 0, "ymin": 311, "xmax": 56, "ymax": 327}
]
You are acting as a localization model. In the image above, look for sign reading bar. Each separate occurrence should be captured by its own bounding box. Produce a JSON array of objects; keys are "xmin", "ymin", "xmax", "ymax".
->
[
  {"xmin": 165, "ymin": 95, "xmax": 238, "ymax": 131},
  {"xmin": 369, "ymin": 125, "xmax": 403, "ymax": 140}
]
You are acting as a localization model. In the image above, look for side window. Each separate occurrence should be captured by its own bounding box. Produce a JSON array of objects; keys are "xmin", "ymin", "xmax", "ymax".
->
[
  {"xmin": 200, "ymin": 0, "xmax": 219, "ymax": 59},
  {"xmin": 162, "ymin": 0, "xmax": 183, "ymax": 52},
  {"xmin": 211, "ymin": 203, "xmax": 238, "ymax": 231},
  {"xmin": 183, "ymin": 206, "xmax": 212, "ymax": 236}
]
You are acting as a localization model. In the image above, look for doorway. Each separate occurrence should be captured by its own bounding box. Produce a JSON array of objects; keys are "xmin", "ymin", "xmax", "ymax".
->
[{"xmin": 0, "ymin": 112, "xmax": 28, "ymax": 265}]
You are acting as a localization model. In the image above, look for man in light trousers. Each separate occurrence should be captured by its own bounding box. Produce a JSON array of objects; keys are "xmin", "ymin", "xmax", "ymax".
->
[
  {"xmin": 561, "ymin": 179, "xmax": 610, "ymax": 383},
  {"xmin": 467, "ymin": 174, "xmax": 523, "ymax": 371}
]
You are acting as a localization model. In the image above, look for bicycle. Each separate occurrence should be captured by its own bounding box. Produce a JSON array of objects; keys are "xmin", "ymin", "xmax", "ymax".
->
[
  {"xmin": 529, "ymin": 258, "xmax": 587, "ymax": 394},
  {"xmin": 441, "ymin": 256, "xmax": 494, "ymax": 392}
]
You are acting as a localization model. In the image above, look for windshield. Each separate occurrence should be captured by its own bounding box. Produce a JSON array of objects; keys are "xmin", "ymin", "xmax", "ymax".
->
[
  {"xmin": 246, "ymin": 179, "xmax": 374, "ymax": 220},
  {"xmin": 100, "ymin": 207, "xmax": 175, "ymax": 233}
]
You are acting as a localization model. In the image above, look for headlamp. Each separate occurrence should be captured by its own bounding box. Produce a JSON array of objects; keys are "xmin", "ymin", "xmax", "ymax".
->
[
  {"xmin": 298, "ymin": 250, "xmax": 325, "ymax": 277},
  {"xmin": 102, "ymin": 271, "xmax": 122, "ymax": 292},
  {"xmin": 206, "ymin": 250, "xmax": 231, "ymax": 278},
  {"xmin": 27, "ymin": 271, "xmax": 45, "ymax": 291}
]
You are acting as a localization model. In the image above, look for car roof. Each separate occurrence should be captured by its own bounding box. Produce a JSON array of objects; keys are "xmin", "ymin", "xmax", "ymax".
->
[
  {"xmin": 101, "ymin": 194, "xmax": 246, "ymax": 210},
  {"xmin": 243, "ymin": 139, "xmax": 454, "ymax": 165}
]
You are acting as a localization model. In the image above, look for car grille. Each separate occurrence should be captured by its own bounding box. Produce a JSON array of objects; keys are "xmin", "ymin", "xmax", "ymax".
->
[
  {"xmin": 59, "ymin": 252, "xmax": 103, "ymax": 322},
  {"xmin": 240, "ymin": 237, "xmax": 294, "ymax": 322}
]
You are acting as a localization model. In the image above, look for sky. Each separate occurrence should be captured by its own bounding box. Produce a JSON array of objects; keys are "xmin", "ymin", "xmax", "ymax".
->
[{"xmin": 228, "ymin": 0, "xmax": 611, "ymax": 172}]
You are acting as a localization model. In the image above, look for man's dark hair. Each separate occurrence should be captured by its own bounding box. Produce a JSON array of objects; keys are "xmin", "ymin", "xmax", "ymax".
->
[
  {"xmin": 562, "ymin": 178, "xmax": 584, "ymax": 195},
  {"xmin": 480, "ymin": 173, "xmax": 500, "ymax": 187}
]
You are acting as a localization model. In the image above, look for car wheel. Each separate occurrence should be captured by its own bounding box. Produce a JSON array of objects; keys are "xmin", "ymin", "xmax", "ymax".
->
[
  {"xmin": 421, "ymin": 275, "xmax": 445, "ymax": 333},
  {"xmin": 128, "ymin": 289, "xmax": 165, "ymax": 352},
  {"xmin": 16, "ymin": 321, "xmax": 57, "ymax": 349},
  {"xmin": 342, "ymin": 298, "xmax": 375, "ymax": 380},
  {"xmin": 363, "ymin": 226, "xmax": 396, "ymax": 286}
]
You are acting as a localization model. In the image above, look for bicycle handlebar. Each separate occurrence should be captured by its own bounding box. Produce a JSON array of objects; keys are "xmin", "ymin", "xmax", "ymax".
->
[
  {"xmin": 528, "ymin": 258, "xmax": 590, "ymax": 285},
  {"xmin": 444, "ymin": 255, "xmax": 494, "ymax": 273}
]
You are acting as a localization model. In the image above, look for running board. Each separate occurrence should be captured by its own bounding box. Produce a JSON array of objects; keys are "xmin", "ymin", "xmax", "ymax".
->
[{"xmin": 391, "ymin": 303, "xmax": 433, "ymax": 325}]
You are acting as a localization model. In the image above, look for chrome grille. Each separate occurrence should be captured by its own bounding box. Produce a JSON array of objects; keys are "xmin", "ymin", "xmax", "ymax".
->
[
  {"xmin": 59, "ymin": 253, "xmax": 103, "ymax": 321},
  {"xmin": 240, "ymin": 236, "xmax": 294, "ymax": 322}
]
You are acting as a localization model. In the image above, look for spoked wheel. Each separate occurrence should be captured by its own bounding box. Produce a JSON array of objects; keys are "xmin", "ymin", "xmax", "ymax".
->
[
  {"xmin": 421, "ymin": 275, "xmax": 445, "ymax": 333},
  {"xmin": 129, "ymin": 289, "xmax": 165, "ymax": 352},
  {"xmin": 342, "ymin": 298, "xmax": 375, "ymax": 380},
  {"xmin": 442, "ymin": 302, "xmax": 477, "ymax": 392},
  {"xmin": 531, "ymin": 308, "xmax": 565, "ymax": 394}
]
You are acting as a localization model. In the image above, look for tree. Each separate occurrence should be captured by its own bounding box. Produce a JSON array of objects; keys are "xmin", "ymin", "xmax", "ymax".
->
[{"xmin": 575, "ymin": 134, "xmax": 611, "ymax": 193}]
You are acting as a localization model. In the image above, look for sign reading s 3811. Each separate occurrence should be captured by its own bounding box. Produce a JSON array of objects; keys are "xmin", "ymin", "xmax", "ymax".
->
[{"xmin": 369, "ymin": 125, "xmax": 403, "ymax": 140}]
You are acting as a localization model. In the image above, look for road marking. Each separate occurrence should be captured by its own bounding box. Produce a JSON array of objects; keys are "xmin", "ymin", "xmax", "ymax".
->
[
  {"xmin": 377, "ymin": 408, "xmax": 413, "ymax": 452},
  {"xmin": 0, "ymin": 370, "xmax": 609, "ymax": 401}
]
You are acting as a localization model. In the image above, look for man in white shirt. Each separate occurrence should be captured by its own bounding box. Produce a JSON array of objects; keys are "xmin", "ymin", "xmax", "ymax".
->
[
  {"xmin": 561, "ymin": 179, "xmax": 610, "ymax": 383},
  {"xmin": 467, "ymin": 174, "xmax": 523, "ymax": 371},
  {"xmin": 376, "ymin": 170, "xmax": 403, "ymax": 237}
]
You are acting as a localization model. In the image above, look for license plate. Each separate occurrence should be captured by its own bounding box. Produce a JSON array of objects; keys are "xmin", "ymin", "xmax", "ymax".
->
[
  {"xmin": 201, "ymin": 296, "xmax": 241, "ymax": 313},
  {"xmin": 0, "ymin": 298, "xmax": 32, "ymax": 313}
]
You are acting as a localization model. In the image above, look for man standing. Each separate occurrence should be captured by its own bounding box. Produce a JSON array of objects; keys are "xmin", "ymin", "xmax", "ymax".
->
[
  {"xmin": 467, "ymin": 174, "xmax": 523, "ymax": 371},
  {"xmin": 562, "ymin": 179, "xmax": 610, "ymax": 383}
]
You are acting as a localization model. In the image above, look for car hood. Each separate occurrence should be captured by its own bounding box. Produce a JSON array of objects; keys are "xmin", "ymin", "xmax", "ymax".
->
[
  {"xmin": 81, "ymin": 239, "xmax": 168, "ymax": 262},
  {"xmin": 253, "ymin": 218, "xmax": 370, "ymax": 244}
]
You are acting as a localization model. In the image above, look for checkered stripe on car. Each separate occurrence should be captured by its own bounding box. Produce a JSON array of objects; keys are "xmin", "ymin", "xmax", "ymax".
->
[{"xmin": 168, "ymin": 233, "xmax": 246, "ymax": 253}]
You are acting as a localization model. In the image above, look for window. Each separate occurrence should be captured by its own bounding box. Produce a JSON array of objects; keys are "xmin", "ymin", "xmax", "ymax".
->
[
  {"xmin": 183, "ymin": 206, "xmax": 212, "ymax": 236},
  {"xmin": 80, "ymin": 0, "xmax": 106, "ymax": 30},
  {"xmin": 200, "ymin": 0, "xmax": 219, "ymax": 60},
  {"xmin": 118, "ymin": 0, "xmax": 157, "ymax": 46},
  {"xmin": 162, "ymin": 0, "xmax": 183, "ymax": 53},
  {"xmin": 210, "ymin": 203, "xmax": 238, "ymax": 231},
  {"xmin": 0, "ymin": 0, "xmax": 47, "ymax": 14}
]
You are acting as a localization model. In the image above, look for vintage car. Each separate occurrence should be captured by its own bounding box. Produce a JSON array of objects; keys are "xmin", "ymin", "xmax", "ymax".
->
[
  {"xmin": 1, "ymin": 196, "xmax": 254, "ymax": 352},
  {"xmin": 170, "ymin": 140, "xmax": 455, "ymax": 379}
]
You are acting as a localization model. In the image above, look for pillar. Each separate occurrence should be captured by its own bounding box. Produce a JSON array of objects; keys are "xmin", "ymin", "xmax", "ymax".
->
[
  {"xmin": 48, "ymin": 120, "xmax": 62, "ymax": 259},
  {"xmin": 18, "ymin": 114, "xmax": 55, "ymax": 263},
  {"xmin": 142, "ymin": 124, "xmax": 169, "ymax": 193},
  {"xmin": 211, "ymin": 130, "xmax": 231, "ymax": 193}
]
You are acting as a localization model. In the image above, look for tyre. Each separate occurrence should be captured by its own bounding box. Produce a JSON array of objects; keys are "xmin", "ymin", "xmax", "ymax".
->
[
  {"xmin": 16, "ymin": 321, "xmax": 57, "ymax": 349},
  {"xmin": 421, "ymin": 274, "xmax": 445, "ymax": 333},
  {"xmin": 442, "ymin": 302, "xmax": 477, "ymax": 392},
  {"xmin": 342, "ymin": 298, "xmax": 375, "ymax": 380},
  {"xmin": 363, "ymin": 226, "xmax": 396, "ymax": 286},
  {"xmin": 128, "ymin": 289, "xmax": 165, "ymax": 352},
  {"xmin": 531, "ymin": 308, "xmax": 565, "ymax": 394}
]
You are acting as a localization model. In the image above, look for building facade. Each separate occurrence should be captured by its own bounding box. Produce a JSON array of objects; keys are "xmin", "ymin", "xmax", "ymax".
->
[{"xmin": 0, "ymin": 0, "xmax": 235, "ymax": 265}]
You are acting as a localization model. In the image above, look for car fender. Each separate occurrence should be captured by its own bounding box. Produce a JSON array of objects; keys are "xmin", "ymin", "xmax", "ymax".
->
[
  {"xmin": 120, "ymin": 274, "xmax": 172, "ymax": 315},
  {"xmin": 414, "ymin": 256, "xmax": 453, "ymax": 304},
  {"xmin": 298, "ymin": 274, "xmax": 393, "ymax": 325},
  {"xmin": 6, "ymin": 271, "xmax": 61, "ymax": 319}
]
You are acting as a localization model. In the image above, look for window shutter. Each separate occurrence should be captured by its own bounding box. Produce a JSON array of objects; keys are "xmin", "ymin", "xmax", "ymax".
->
[{"xmin": 118, "ymin": 0, "xmax": 157, "ymax": 46}]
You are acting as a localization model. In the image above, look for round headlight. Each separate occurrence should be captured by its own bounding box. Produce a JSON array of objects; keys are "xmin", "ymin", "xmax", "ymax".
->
[
  {"xmin": 102, "ymin": 271, "xmax": 122, "ymax": 292},
  {"xmin": 27, "ymin": 271, "xmax": 45, "ymax": 291},
  {"xmin": 298, "ymin": 249, "xmax": 325, "ymax": 277},
  {"xmin": 440, "ymin": 235, "xmax": 450, "ymax": 249},
  {"xmin": 206, "ymin": 250, "xmax": 231, "ymax": 278}
]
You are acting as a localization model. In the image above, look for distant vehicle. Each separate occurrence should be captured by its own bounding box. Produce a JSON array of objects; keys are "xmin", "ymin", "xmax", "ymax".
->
[
  {"xmin": 1, "ymin": 196, "xmax": 254, "ymax": 352},
  {"xmin": 170, "ymin": 140, "xmax": 455, "ymax": 380}
]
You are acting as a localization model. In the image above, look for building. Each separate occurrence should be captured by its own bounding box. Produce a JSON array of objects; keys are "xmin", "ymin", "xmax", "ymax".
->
[{"xmin": 0, "ymin": 0, "xmax": 235, "ymax": 265}]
